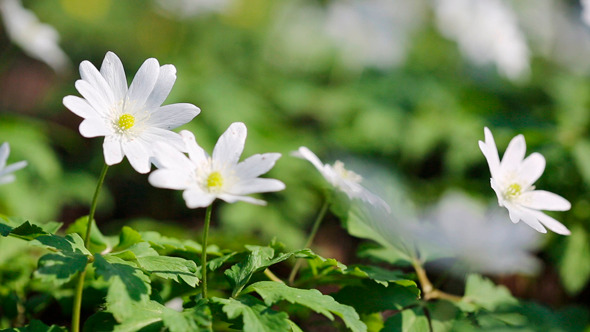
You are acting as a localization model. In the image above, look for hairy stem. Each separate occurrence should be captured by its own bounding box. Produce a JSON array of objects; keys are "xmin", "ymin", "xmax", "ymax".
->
[
  {"xmin": 288, "ymin": 199, "xmax": 330, "ymax": 284},
  {"xmin": 72, "ymin": 163, "xmax": 109, "ymax": 332},
  {"xmin": 201, "ymin": 204, "xmax": 213, "ymax": 299}
]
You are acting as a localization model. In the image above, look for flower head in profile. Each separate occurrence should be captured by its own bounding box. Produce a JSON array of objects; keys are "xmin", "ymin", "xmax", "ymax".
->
[
  {"xmin": 293, "ymin": 146, "xmax": 390, "ymax": 212},
  {"xmin": 0, "ymin": 142, "xmax": 27, "ymax": 185},
  {"xmin": 479, "ymin": 127, "xmax": 571, "ymax": 235},
  {"xmin": 149, "ymin": 122, "xmax": 285, "ymax": 208},
  {"xmin": 63, "ymin": 52, "xmax": 200, "ymax": 174}
]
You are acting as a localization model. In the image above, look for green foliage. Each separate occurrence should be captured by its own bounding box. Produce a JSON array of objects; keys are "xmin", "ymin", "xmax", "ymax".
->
[
  {"xmin": 557, "ymin": 225, "xmax": 590, "ymax": 295},
  {"xmin": 212, "ymin": 296, "xmax": 291, "ymax": 332},
  {"xmin": 2, "ymin": 319, "xmax": 67, "ymax": 332}
]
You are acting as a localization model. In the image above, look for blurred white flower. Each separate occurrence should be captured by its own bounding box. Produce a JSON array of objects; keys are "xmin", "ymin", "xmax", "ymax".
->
[
  {"xmin": 0, "ymin": 0, "xmax": 70, "ymax": 73},
  {"xmin": 267, "ymin": 0, "xmax": 424, "ymax": 71},
  {"xmin": 432, "ymin": 0, "xmax": 530, "ymax": 80},
  {"xmin": 293, "ymin": 146, "xmax": 390, "ymax": 212},
  {"xmin": 417, "ymin": 192, "xmax": 542, "ymax": 275},
  {"xmin": 0, "ymin": 142, "xmax": 27, "ymax": 185},
  {"xmin": 149, "ymin": 123, "xmax": 285, "ymax": 208},
  {"xmin": 63, "ymin": 51, "xmax": 201, "ymax": 174},
  {"xmin": 154, "ymin": 0, "xmax": 233, "ymax": 18},
  {"xmin": 582, "ymin": 0, "xmax": 590, "ymax": 27},
  {"xmin": 479, "ymin": 127, "xmax": 571, "ymax": 235}
]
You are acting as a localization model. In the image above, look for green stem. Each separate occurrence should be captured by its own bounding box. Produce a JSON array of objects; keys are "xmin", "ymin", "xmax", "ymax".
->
[
  {"xmin": 201, "ymin": 205, "xmax": 213, "ymax": 299},
  {"xmin": 288, "ymin": 199, "xmax": 330, "ymax": 285},
  {"xmin": 71, "ymin": 163, "xmax": 109, "ymax": 332}
]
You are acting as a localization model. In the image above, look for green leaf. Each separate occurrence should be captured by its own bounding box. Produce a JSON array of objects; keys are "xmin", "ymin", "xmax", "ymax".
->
[
  {"xmin": 333, "ymin": 280, "xmax": 420, "ymax": 314},
  {"xmin": 3, "ymin": 319, "xmax": 67, "ymax": 331},
  {"xmin": 382, "ymin": 307, "xmax": 430, "ymax": 332},
  {"xmin": 141, "ymin": 230, "xmax": 203, "ymax": 254},
  {"xmin": 211, "ymin": 296, "xmax": 290, "ymax": 332},
  {"xmin": 34, "ymin": 251, "xmax": 88, "ymax": 285},
  {"xmin": 225, "ymin": 246, "xmax": 298, "ymax": 297},
  {"xmin": 457, "ymin": 274, "xmax": 517, "ymax": 312},
  {"xmin": 66, "ymin": 216, "xmax": 110, "ymax": 253},
  {"xmin": 558, "ymin": 225, "xmax": 590, "ymax": 295},
  {"xmin": 32, "ymin": 233, "xmax": 91, "ymax": 255},
  {"xmin": 113, "ymin": 226, "xmax": 144, "ymax": 252},
  {"xmin": 243, "ymin": 281, "xmax": 367, "ymax": 332},
  {"xmin": 93, "ymin": 254, "xmax": 151, "ymax": 321},
  {"xmin": 136, "ymin": 255, "xmax": 199, "ymax": 287}
]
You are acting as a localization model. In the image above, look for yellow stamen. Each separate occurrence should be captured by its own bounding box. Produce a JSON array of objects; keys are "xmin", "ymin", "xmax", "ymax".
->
[
  {"xmin": 118, "ymin": 113, "xmax": 135, "ymax": 130},
  {"xmin": 505, "ymin": 183, "xmax": 522, "ymax": 199},
  {"xmin": 206, "ymin": 171, "xmax": 224, "ymax": 190}
]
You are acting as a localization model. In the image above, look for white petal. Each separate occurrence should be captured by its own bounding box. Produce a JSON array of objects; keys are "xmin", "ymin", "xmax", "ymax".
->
[
  {"xmin": 145, "ymin": 64, "xmax": 176, "ymax": 109},
  {"xmin": 212, "ymin": 122, "xmax": 246, "ymax": 167},
  {"xmin": 501, "ymin": 134, "xmax": 526, "ymax": 171},
  {"xmin": 0, "ymin": 175, "xmax": 16, "ymax": 185},
  {"xmin": 151, "ymin": 141, "xmax": 193, "ymax": 170},
  {"xmin": 231, "ymin": 178, "xmax": 286, "ymax": 195},
  {"xmin": 526, "ymin": 209, "xmax": 571, "ymax": 235},
  {"xmin": 127, "ymin": 58, "xmax": 160, "ymax": 109},
  {"xmin": 180, "ymin": 130, "xmax": 208, "ymax": 163},
  {"xmin": 479, "ymin": 127, "xmax": 501, "ymax": 179},
  {"xmin": 122, "ymin": 140, "xmax": 151, "ymax": 174},
  {"xmin": 1, "ymin": 160, "xmax": 27, "ymax": 174},
  {"xmin": 505, "ymin": 202, "xmax": 547, "ymax": 233},
  {"xmin": 518, "ymin": 153, "xmax": 545, "ymax": 188},
  {"xmin": 148, "ymin": 103, "xmax": 200, "ymax": 130},
  {"xmin": 217, "ymin": 193, "xmax": 267, "ymax": 206},
  {"xmin": 292, "ymin": 146, "xmax": 329, "ymax": 179},
  {"xmin": 79, "ymin": 118, "xmax": 110, "ymax": 138},
  {"xmin": 235, "ymin": 153, "xmax": 281, "ymax": 179},
  {"xmin": 0, "ymin": 142, "xmax": 9, "ymax": 169},
  {"xmin": 520, "ymin": 190, "xmax": 571, "ymax": 211},
  {"xmin": 63, "ymin": 95, "xmax": 97, "ymax": 119},
  {"xmin": 148, "ymin": 169, "xmax": 190, "ymax": 190},
  {"xmin": 103, "ymin": 136, "xmax": 124, "ymax": 165},
  {"xmin": 99, "ymin": 51, "xmax": 128, "ymax": 101},
  {"xmin": 74, "ymin": 80, "xmax": 111, "ymax": 116},
  {"xmin": 79, "ymin": 60, "xmax": 115, "ymax": 105},
  {"xmin": 183, "ymin": 189, "xmax": 215, "ymax": 208},
  {"xmin": 142, "ymin": 127, "xmax": 186, "ymax": 152}
]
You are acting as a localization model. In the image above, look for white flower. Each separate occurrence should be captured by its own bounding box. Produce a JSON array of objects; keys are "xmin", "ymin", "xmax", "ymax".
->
[
  {"xmin": 432, "ymin": 0, "xmax": 530, "ymax": 80},
  {"xmin": 0, "ymin": 0, "xmax": 70, "ymax": 72},
  {"xmin": 583, "ymin": 0, "xmax": 590, "ymax": 27},
  {"xmin": 0, "ymin": 142, "xmax": 27, "ymax": 185},
  {"xmin": 293, "ymin": 146, "xmax": 390, "ymax": 212},
  {"xmin": 479, "ymin": 127, "xmax": 571, "ymax": 235},
  {"xmin": 63, "ymin": 51, "xmax": 201, "ymax": 174},
  {"xmin": 149, "ymin": 123, "xmax": 285, "ymax": 208},
  {"xmin": 417, "ymin": 192, "xmax": 542, "ymax": 275}
]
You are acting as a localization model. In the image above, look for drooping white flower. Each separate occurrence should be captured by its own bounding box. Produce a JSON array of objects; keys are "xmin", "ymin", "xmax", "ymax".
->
[
  {"xmin": 0, "ymin": 142, "xmax": 27, "ymax": 185},
  {"xmin": 432, "ymin": 0, "xmax": 530, "ymax": 80},
  {"xmin": 149, "ymin": 123, "xmax": 285, "ymax": 208},
  {"xmin": 63, "ymin": 51, "xmax": 201, "ymax": 174},
  {"xmin": 479, "ymin": 127, "xmax": 571, "ymax": 235},
  {"xmin": 417, "ymin": 192, "xmax": 542, "ymax": 275},
  {"xmin": 293, "ymin": 146, "xmax": 390, "ymax": 212},
  {"xmin": 0, "ymin": 0, "xmax": 70, "ymax": 72}
]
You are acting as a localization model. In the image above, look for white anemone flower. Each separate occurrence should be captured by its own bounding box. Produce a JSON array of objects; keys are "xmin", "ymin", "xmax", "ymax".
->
[
  {"xmin": 293, "ymin": 146, "xmax": 390, "ymax": 212},
  {"xmin": 149, "ymin": 123, "xmax": 285, "ymax": 208},
  {"xmin": 0, "ymin": 0, "xmax": 70, "ymax": 72},
  {"xmin": 63, "ymin": 52, "xmax": 201, "ymax": 174},
  {"xmin": 479, "ymin": 127, "xmax": 571, "ymax": 235},
  {"xmin": 0, "ymin": 142, "xmax": 27, "ymax": 185}
]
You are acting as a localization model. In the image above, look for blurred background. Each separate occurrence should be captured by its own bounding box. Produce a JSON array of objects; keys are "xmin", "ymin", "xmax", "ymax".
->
[{"xmin": 0, "ymin": 0, "xmax": 589, "ymax": 317}]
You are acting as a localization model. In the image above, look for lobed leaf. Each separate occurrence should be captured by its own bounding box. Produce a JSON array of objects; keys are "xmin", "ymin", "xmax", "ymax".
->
[
  {"xmin": 333, "ymin": 280, "xmax": 420, "ymax": 314},
  {"xmin": 457, "ymin": 274, "xmax": 517, "ymax": 312},
  {"xmin": 136, "ymin": 255, "xmax": 199, "ymax": 287},
  {"xmin": 34, "ymin": 251, "xmax": 88, "ymax": 285},
  {"xmin": 211, "ymin": 296, "xmax": 290, "ymax": 332}
]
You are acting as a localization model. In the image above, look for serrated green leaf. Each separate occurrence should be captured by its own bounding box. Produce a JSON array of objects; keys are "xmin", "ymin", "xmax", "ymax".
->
[
  {"xmin": 8, "ymin": 221, "xmax": 48, "ymax": 240},
  {"xmin": 287, "ymin": 320, "xmax": 304, "ymax": 332},
  {"xmin": 346, "ymin": 265, "xmax": 416, "ymax": 287},
  {"xmin": 32, "ymin": 233, "xmax": 91, "ymax": 255},
  {"xmin": 111, "ymin": 242, "xmax": 159, "ymax": 261},
  {"xmin": 558, "ymin": 225, "xmax": 590, "ymax": 295},
  {"xmin": 225, "ymin": 246, "xmax": 298, "ymax": 297},
  {"xmin": 94, "ymin": 254, "xmax": 151, "ymax": 321},
  {"xmin": 34, "ymin": 251, "xmax": 88, "ymax": 285},
  {"xmin": 333, "ymin": 280, "xmax": 420, "ymax": 314},
  {"xmin": 457, "ymin": 274, "xmax": 517, "ymax": 312},
  {"xmin": 141, "ymin": 230, "xmax": 204, "ymax": 254},
  {"xmin": 382, "ymin": 307, "xmax": 429, "ymax": 332},
  {"xmin": 136, "ymin": 255, "xmax": 199, "ymax": 287},
  {"xmin": 66, "ymin": 216, "xmax": 109, "ymax": 254},
  {"xmin": 3, "ymin": 319, "xmax": 67, "ymax": 331},
  {"xmin": 113, "ymin": 226, "xmax": 144, "ymax": 252},
  {"xmin": 211, "ymin": 296, "xmax": 290, "ymax": 332},
  {"xmin": 243, "ymin": 281, "xmax": 367, "ymax": 332},
  {"xmin": 0, "ymin": 217, "xmax": 62, "ymax": 239}
]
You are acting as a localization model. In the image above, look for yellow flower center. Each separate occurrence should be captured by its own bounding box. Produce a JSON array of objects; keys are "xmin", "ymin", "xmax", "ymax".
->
[
  {"xmin": 206, "ymin": 171, "xmax": 224, "ymax": 190},
  {"xmin": 117, "ymin": 113, "xmax": 135, "ymax": 130},
  {"xmin": 504, "ymin": 183, "xmax": 522, "ymax": 199}
]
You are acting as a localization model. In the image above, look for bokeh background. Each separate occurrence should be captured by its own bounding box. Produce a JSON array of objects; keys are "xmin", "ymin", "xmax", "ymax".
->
[{"xmin": 1, "ymin": 0, "xmax": 590, "ymax": 320}]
